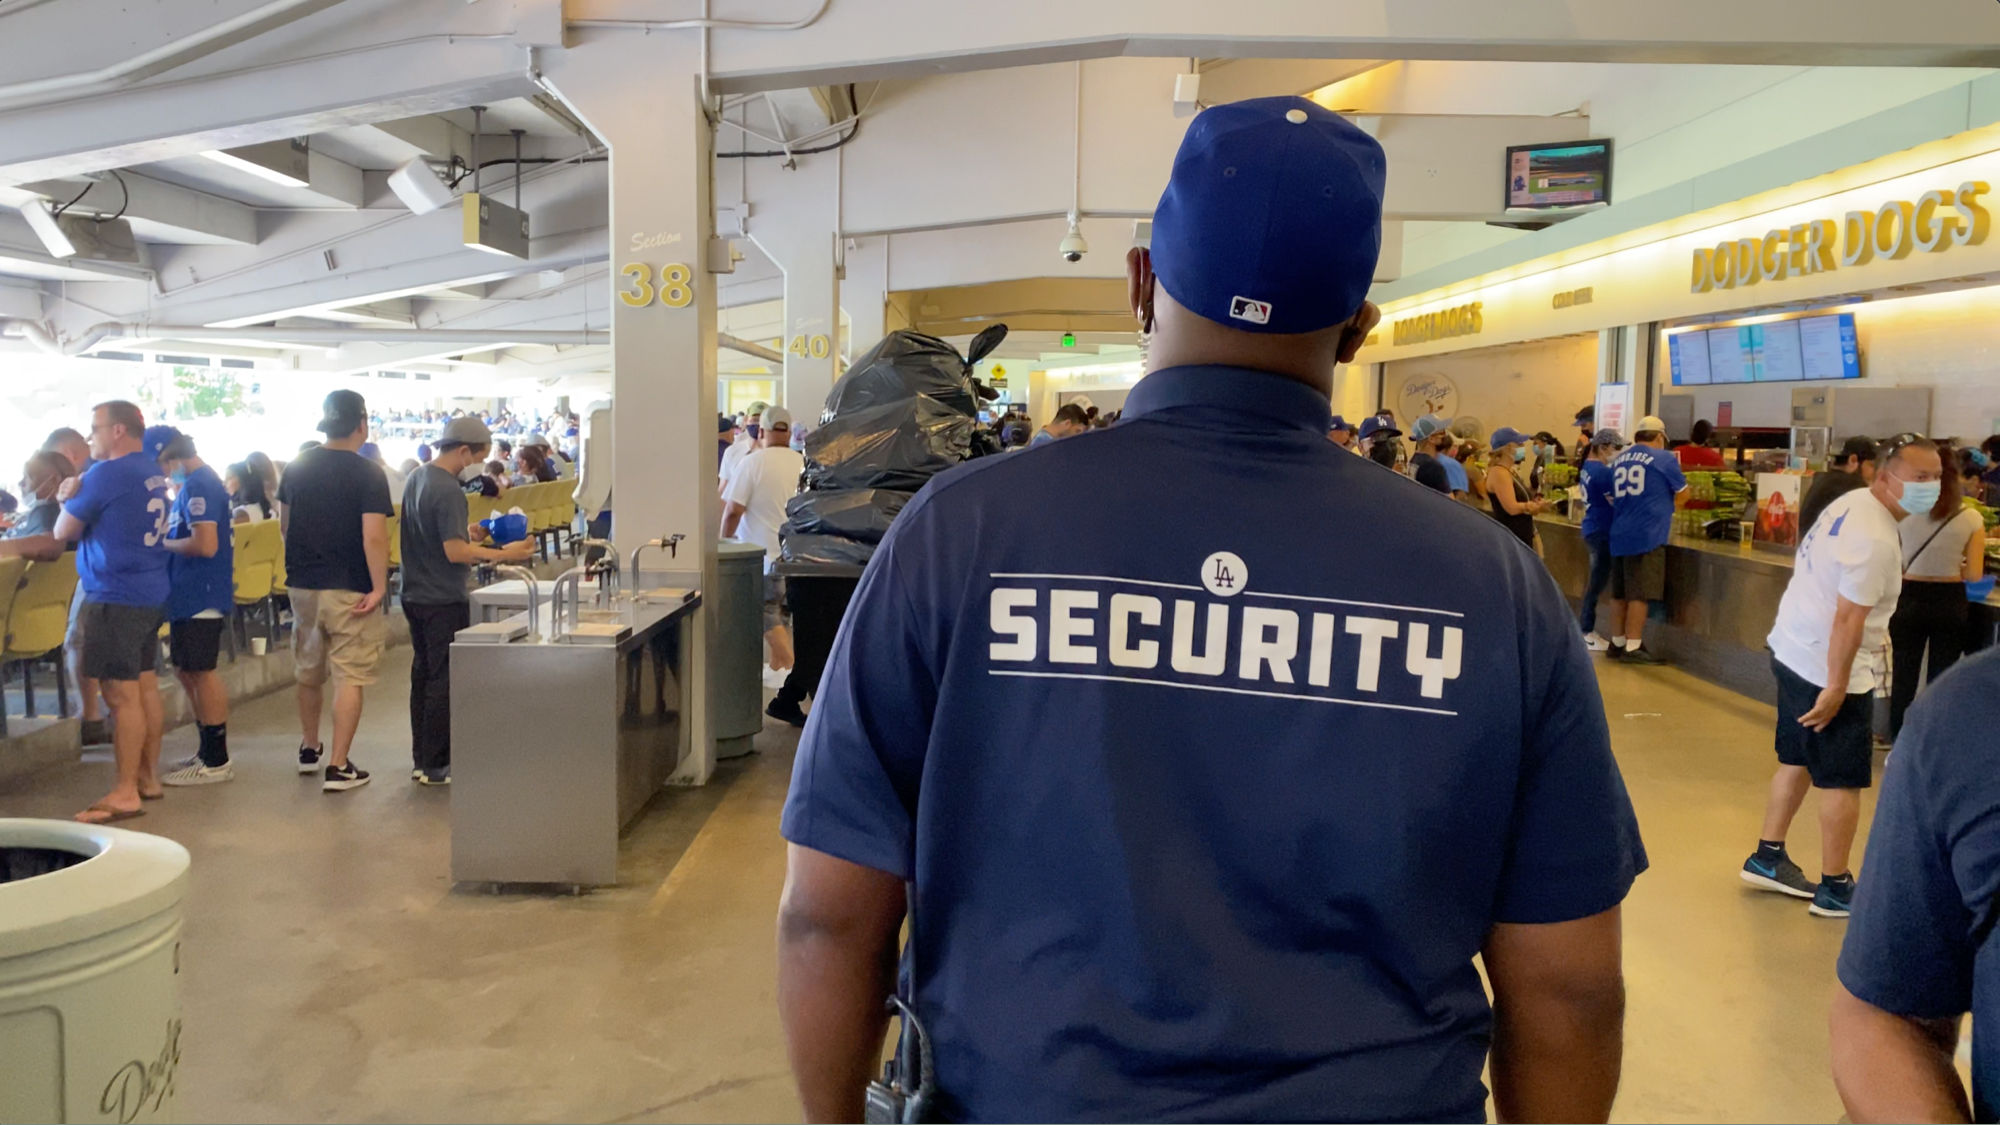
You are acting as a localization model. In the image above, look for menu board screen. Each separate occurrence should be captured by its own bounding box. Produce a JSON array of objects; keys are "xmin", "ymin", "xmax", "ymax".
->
[
  {"xmin": 1707, "ymin": 326, "xmax": 1753, "ymax": 384},
  {"xmin": 1798, "ymin": 313, "xmax": 1862, "ymax": 380},
  {"xmin": 1668, "ymin": 333, "xmax": 1712, "ymax": 385},
  {"xmin": 1754, "ymin": 320, "xmax": 1805, "ymax": 382}
]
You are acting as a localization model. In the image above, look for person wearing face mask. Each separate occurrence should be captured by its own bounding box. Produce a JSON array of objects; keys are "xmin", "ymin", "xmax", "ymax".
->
[
  {"xmin": 6, "ymin": 451, "xmax": 74, "ymax": 541},
  {"xmin": 399, "ymin": 415, "xmax": 535, "ymax": 785},
  {"xmin": 148, "ymin": 429, "xmax": 237, "ymax": 787},
  {"xmin": 1886, "ymin": 441, "xmax": 1985, "ymax": 743},
  {"xmin": 719, "ymin": 404, "xmax": 771, "ymax": 495},
  {"xmin": 1747, "ymin": 434, "xmax": 1945, "ymax": 921},
  {"xmin": 1605, "ymin": 417, "xmax": 1688, "ymax": 665},
  {"xmin": 1485, "ymin": 427, "xmax": 1547, "ymax": 549},
  {"xmin": 1975, "ymin": 436, "xmax": 2000, "ymax": 502}
]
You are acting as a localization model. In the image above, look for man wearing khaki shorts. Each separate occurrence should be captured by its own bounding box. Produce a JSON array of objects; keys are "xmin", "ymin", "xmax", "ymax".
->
[{"xmin": 277, "ymin": 390, "xmax": 394, "ymax": 791}]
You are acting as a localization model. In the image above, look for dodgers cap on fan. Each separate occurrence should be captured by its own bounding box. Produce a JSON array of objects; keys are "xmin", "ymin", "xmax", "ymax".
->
[
  {"xmin": 1150, "ymin": 96, "xmax": 1387, "ymax": 336},
  {"xmin": 1490, "ymin": 426, "xmax": 1532, "ymax": 450},
  {"xmin": 142, "ymin": 425, "xmax": 183, "ymax": 462}
]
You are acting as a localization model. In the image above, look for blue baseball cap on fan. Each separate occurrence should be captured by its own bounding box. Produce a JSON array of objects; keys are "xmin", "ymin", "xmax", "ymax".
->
[
  {"xmin": 141, "ymin": 425, "xmax": 182, "ymax": 462},
  {"xmin": 1149, "ymin": 96, "xmax": 1388, "ymax": 336}
]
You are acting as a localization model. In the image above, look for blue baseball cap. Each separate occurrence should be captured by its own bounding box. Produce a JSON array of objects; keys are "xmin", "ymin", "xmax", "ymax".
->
[
  {"xmin": 1490, "ymin": 427, "xmax": 1532, "ymax": 450},
  {"xmin": 1150, "ymin": 97, "xmax": 1387, "ymax": 335},
  {"xmin": 1328, "ymin": 415, "xmax": 1355, "ymax": 434},
  {"xmin": 142, "ymin": 425, "xmax": 183, "ymax": 462},
  {"xmin": 1359, "ymin": 417, "xmax": 1401, "ymax": 441}
]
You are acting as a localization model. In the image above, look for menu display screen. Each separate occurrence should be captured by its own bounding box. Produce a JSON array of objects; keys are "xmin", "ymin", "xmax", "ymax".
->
[{"xmin": 1669, "ymin": 313, "xmax": 1861, "ymax": 385}]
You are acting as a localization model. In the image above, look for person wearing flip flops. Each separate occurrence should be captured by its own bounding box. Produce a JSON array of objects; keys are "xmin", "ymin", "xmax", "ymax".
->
[{"xmin": 47, "ymin": 401, "xmax": 172, "ymax": 824}]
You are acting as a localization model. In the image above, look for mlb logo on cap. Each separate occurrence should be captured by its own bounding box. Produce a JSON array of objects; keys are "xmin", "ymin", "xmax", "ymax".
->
[{"xmin": 1229, "ymin": 296, "xmax": 1273, "ymax": 325}]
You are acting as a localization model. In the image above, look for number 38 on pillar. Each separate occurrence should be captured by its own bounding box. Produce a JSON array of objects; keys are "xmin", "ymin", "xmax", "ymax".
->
[{"xmin": 617, "ymin": 262, "xmax": 695, "ymax": 309}]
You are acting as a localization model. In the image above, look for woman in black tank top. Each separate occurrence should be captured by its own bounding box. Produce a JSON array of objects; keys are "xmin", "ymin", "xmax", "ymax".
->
[{"xmin": 1485, "ymin": 430, "xmax": 1546, "ymax": 548}]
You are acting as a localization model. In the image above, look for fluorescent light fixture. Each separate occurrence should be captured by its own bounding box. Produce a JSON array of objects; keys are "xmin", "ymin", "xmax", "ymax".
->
[
  {"xmin": 460, "ymin": 193, "xmax": 529, "ymax": 259},
  {"xmin": 200, "ymin": 138, "xmax": 311, "ymax": 188},
  {"xmin": 18, "ymin": 199, "xmax": 76, "ymax": 258},
  {"xmin": 387, "ymin": 157, "xmax": 454, "ymax": 215}
]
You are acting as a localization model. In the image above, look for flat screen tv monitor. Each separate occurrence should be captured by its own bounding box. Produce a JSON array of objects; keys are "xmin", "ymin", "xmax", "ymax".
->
[
  {"xmin": 1669, "ymin": 313, "xmax": 1862, "ymax": 385},
  {"xmin": 1505, "ymin": 140, "xmax": 1613, "ymax": 210}
]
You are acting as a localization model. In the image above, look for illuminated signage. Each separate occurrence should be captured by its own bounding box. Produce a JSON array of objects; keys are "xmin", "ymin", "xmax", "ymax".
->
[
  {"xmin": 1552, "ymin": 286, "xmax": 1595, "ymax": 309},
  {"xmin": 1392, "ymin": 301, "xmax": 1483, "ymax": 346},
  {"xmin": 1691, "ymin": 181, "xmax": 1990, "ymax": 293}
]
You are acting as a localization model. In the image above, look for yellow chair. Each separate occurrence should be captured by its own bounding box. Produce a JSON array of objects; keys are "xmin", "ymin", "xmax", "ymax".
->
[
  {"xmin": 231, "ymin": 520, "xmax": 281, "ymax": 647},
  {"xmin": 1, "ymin": 555, "xmax": 79, "ymax": 731}
]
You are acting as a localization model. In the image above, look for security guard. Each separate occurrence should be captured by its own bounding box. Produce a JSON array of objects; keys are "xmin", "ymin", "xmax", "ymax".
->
[{"xmin": 777, "ymin": 97, "xmax": 1646, "ymax": 1124}]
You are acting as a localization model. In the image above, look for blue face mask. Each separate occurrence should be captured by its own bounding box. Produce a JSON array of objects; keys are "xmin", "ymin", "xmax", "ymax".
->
[
  {"xmin": 1897, "ymin": 477, "xmax": 1942, "ymax": 514},
  {"xmin": 1513, "ymin": 447, "xmax": 1527, "ymax": 464},
  {"xmin": 169, "ymin": 467, "xmax": 188, "ymax": 486},
  {"xmin": 746, "ymin": 424, "xmax": 762, "ymax": 440}
]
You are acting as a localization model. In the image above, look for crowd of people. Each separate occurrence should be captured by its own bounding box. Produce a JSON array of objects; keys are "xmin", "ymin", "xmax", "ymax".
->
[{"xmin": 0, "ymin": 387, "xmax": 553, "ymax": 812}]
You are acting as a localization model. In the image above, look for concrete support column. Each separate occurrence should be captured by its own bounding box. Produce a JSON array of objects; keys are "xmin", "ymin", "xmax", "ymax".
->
[
  {"xmin": 746, "ymin": 151, "xmax": 840, "ymax": 424},
  {"xmin": 841, "ymin": 235, "xmax": 889, "ymax": 359},
  {"xmin": 540, "ymin": 38, "xmax": 720, "ymax": 784}
]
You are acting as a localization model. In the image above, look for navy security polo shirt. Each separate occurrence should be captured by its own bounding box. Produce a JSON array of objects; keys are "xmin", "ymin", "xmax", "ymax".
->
[
  {"xmin": 1839, "ymin": 649, "xmax": 2000, "ymax": 1121},
  {"xmin": 782, "ymin": 365, "xmax": 1647, "ymax": 1123}
]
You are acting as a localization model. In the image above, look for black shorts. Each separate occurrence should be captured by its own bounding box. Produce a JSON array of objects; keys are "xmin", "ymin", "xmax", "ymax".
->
[
  {"xmin": 1772, "ymin": 655, "xmax": 1874, "ymax": 789},
  {"xmin": 1611, "ymin": 547, "xmax": 1667, "ymax": 602},
  {"xmin": 168, "ymin": 617, "xmax": 226, "ymax": 673},
  {"xmin": 80, "ymin": 601, "xmax": 161, "ymax": 682}
]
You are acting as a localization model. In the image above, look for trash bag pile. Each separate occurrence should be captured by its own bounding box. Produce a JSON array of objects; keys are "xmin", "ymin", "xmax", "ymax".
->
[{"xmin": 782, "ymin": 325, "xmax": 1006, "ymax": 568}]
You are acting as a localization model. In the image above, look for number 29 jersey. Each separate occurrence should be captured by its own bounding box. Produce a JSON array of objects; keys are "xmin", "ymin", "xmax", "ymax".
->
[
  {"xmin": 1607, "ymin": 443, "xmax": 1686, "ymax": 558},
  {"xmin": 62, "ymin": 450, "xmax": 171, "ymax": 607}
]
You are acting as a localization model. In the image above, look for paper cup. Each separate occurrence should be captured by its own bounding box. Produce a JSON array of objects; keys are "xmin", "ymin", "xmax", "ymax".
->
[{"xmin": 250, "ymin": 637, "xmax": 268, "ymax": 656}]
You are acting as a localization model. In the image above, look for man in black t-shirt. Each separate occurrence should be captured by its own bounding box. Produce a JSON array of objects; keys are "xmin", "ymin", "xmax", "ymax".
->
[
  {"xmin": 1798, "ymin": 435, "xmax": 1878, "ymax": 541},
  {"xmin": 276, "ymin": 389, "xmax": 394, "ymax": 792}
]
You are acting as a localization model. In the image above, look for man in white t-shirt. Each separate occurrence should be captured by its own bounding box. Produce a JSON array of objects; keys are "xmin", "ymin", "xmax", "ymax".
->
[
  {"xmin": 717, "ymin": 403, "xmax": 769, "ymax": 496},
  {"xmin": 1743, "ymin": 434, "xmax": 1943, "ymax": 920},
  {"xmin": 721, "ymin": 405, "xmax": 807, "ymax": 721}
]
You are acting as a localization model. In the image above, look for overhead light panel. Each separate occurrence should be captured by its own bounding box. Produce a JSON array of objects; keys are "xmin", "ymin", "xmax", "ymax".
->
[
  {"xmin": 19, "ymin": 199, "xmax": 75, "ymax": 258},
  {"xmin": 200, "ymin": 138, "xmax": 311, "ymax": 188},
  {"xmin": 387, "ymin": 157, "xmax": 454, "ymax": 215}
]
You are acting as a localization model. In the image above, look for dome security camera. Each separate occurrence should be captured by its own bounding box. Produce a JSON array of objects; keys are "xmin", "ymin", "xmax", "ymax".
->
[{"xmin": 1058, "ymin": 214, "xmax": 1088, "ymax": 264}]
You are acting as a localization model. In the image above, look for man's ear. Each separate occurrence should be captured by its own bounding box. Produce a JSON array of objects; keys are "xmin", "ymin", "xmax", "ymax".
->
[
  {"xmin": 1126, "ymin": 247, "xmax": 1155, "ymax": 328},
  {"xmin": 1335, "ymin": 301, "xmax": 1382, "ymax": 365}
]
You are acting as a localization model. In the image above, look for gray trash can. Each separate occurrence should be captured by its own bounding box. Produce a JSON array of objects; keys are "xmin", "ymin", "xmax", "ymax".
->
[
  {"xmin": 0, "ymin": 819, "xmax": 190, "ymax": 1124},
  {"xmin": 713, "ymin": 542, "xmax": 768, "ymax": 758}
]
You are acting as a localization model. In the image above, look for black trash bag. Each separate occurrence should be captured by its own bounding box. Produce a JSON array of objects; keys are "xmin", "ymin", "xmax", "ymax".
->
[
  {"xmin": 781, "ymin": 326, "xmax": 1006, "ymax": 568},
  {"xmin": 782, "ymin": 531, "xmax": 885, "ymax": 569},
  {"xmin": 802, "ymin": 398, "xmax": 972, "ymax": 492},
  {"xmin": 785, "ymin": 488, "xmax": 913, "ymax": 545}
]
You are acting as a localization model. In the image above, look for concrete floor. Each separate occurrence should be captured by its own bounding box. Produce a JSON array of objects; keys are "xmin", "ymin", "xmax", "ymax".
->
[{"xmin": 0, "ymin": 650, "xmax": 1878, "ymax": 1124}]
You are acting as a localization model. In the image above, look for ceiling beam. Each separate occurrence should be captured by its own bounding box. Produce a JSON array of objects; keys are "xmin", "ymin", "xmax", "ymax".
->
[{"xmin": 13, "ymin": 172, "xmax": 258, "ymax": 245}]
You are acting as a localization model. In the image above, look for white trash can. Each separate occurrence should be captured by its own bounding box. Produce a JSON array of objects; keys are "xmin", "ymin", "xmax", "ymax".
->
[{"xmin": 0, "ymin": 820, "xmax": 190, "ymax": 1124}]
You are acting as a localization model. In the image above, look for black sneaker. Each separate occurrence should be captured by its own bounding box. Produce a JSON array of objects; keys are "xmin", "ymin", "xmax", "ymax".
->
[
  {"xmin": 765, "ymin": 698, "xmax": 808, "ymax": 728},
  {"xmin": 416, "ymin": 767, "xmax": 450, "ymax": 787},
  {"xmin": 298, "ymin": 743, "xmax": 325, "ymax": 774},
  {"xmin": 1810, "ymin": 876, "xmax": 1856, "ymax": 919},
  {"xmin": 1621, "ymin": 646, "xmax": 1665, "ymax": 665},
  {"xmin": 1741, "ymin": 852, "xmax": 1817, "ymax": 899},
  {"xmin": 1605, "ymin": 644, "xmax": 1624, "ymax": 662},
  {"xmin": 323, "ymin": 761, "xmax": 371, "ymax": 792}
]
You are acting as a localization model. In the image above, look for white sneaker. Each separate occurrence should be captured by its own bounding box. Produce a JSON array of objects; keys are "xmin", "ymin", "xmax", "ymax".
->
[
  {"xmin": 163, "ymin": 759, "xmax": 235, "ymax": 786},
  {"xmin": 1583, "ymin": 633, "xmax": 1611, "ymax": 652}
]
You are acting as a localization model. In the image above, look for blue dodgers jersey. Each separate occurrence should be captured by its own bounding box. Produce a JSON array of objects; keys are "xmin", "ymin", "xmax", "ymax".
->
[
  {"xmin": 1607, "ymin": 443, "xmax": 1686, "ymax": 557},
  {"xmin": 782, "ymin": 366, "xmax": 1647, "ymax": 1124},
  {"xmin": 1580, "ymin": 460, "xmax": 1615, "ymax": 540},
  {"xmin": 62, "ymin": 451, "xmax": 170, "ymax": 608},
  {"xmin": 1838, "ymin": 650, "xmax": 2000, "ymax": 1121},
  {"xmin": 165, "ymin": 465, "xmax": 235, "ymax": 619}
]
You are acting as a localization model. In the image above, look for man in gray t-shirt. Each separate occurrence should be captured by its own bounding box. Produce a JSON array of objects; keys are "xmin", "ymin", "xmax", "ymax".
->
[{"xmin": 399, "ymin": 416, "xmax": 534, "ymax": 784}]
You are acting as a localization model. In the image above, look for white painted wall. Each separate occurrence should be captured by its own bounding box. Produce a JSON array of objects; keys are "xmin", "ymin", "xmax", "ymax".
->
[
  {"xmin": 1384, "ymin": 334, "xmax": 1599, "ymax": 443},
  {"xmin": 1395, "ymin": 65, "xmax": 1993, "ymax": 280}
]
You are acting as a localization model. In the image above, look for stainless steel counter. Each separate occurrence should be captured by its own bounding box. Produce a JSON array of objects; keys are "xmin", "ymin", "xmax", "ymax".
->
[
  {"xmin": 1539, "ymin": 516, "xmax": 2000, "ymax": 706},
  {"xmin": 449, "ymin": 592, "xmax": 702, "ymax": 888}
]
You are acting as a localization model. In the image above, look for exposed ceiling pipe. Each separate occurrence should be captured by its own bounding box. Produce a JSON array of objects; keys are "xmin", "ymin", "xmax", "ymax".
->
[
  {"xmin": 0, "ymin": 0, "xmax": 344, "ymax": 109},
  {"xmin": 719, "ymin": 333, "xmax": 783, "ymax": 362},
  {"xmin": 568, "ymin": 0, "xmax": 831, "ymax": 32},
  {"xmin": 0, "ymin": 318, "xmax": 608, "ymax": 354}
]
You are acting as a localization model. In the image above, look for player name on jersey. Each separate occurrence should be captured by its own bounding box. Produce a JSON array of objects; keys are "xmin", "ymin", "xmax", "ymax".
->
[{"xmin": 985, "ymin": 566, "xmax": 1465, "ymax": 716}]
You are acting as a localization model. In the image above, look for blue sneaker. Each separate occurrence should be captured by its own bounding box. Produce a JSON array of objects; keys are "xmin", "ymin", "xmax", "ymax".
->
[
  {"xmin": 1741, "ymin": 852, "xmax": 1817, "ymax": 899},
  {"xmin": 1810, "ymin": 876, "xmax": 1856, "ymax": 919}
]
